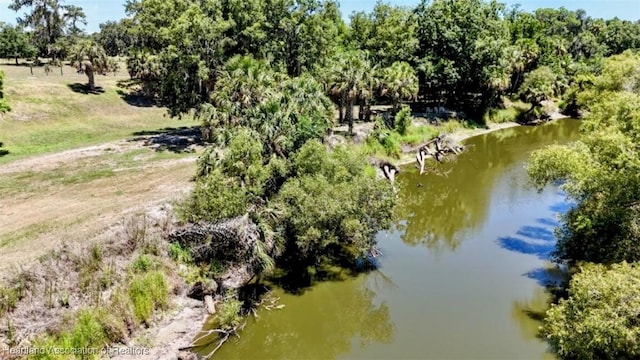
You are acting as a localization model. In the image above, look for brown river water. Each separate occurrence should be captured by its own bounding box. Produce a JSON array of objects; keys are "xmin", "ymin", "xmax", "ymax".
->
[{"xmin": 200, "ymin": 118, "xmax": 581, "ymax": 360}]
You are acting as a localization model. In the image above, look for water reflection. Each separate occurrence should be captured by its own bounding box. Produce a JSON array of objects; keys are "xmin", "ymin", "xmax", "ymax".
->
[
  {"xmin": 209, "ymin": 275, "xmax": 394, "ymax": 359},
  {"xmin": 394, "ymin": 120, "xmax": 580, "ymax": 253},
  {"xmin": 511, "ymin": 287, "xmax": 550, "ymax": 341},
  {"xmin": 498, "ymin": 225, "xmax": 557, "ymax": 260},
  {"xmin": 200, "ymin": 119, "xmax": 582, "ymax": 360}
]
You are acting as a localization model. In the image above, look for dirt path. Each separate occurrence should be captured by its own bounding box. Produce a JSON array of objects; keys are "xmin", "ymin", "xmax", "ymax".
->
[
  {"xmin": 0, "ymin": 134, "xmax": 201, "ymax": 273},
  {"xmin": 0, "ymin": 142, "xmax": 132, "ymax": 175}
]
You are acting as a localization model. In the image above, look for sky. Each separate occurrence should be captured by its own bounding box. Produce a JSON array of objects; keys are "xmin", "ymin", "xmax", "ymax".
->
[{"xmin": 0, "ymin": 0, "xmax": 639, "ymax": 33}]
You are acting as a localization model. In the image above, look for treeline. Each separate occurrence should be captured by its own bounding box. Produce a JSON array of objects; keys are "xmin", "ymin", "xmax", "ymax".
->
[
  {"xmin": 528, "ymin": 51, "xmax": 640, "ymax": 359},
  {"xmin": 3, "ymin": 1, "xmax": 640, "ymax": 122},
  {"xmin": 110, "ymin": 0, "xmax": 640, "ymax": 121},
  {"xmin": 0, "ymin": 0, "xmax": 118, "ymax": 89},
  {"xmin": 0, "ymin": 0, "xmax": 87, "ymax": 62}
]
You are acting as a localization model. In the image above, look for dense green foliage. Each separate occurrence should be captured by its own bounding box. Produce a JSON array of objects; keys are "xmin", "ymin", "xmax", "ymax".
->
[
  {"xmin": 0, "ymin": 69, "xmax": 9, "ymax": 113},
  {"xmin": 542, "ymin": 262, "xmax": 640, "ymax": 359},
  {"xmin": 94, "ymin": 20, "xmax": 135, "ymax": 57},
  {"xmin": 415, "ymin": 0, "xmax": 510, "ymax": 116},
  {"xmin": 529, "ymin": 51, "xmax": 640, "ymax": 359},
  {"xmin": 9, "ymin": 0, "xmax": 87, "ymax": 58},
  {"xmin": 348, "ymin": 2, "xmax": 418, "ymax": 67},
  {"xmin": 0, "ymin": 23, "xmax": 37, "ymax": 63},
  {"xmin": 528, "ymin": 52, "xmax": 640, "ymax": 264},
  {"xmin": 275, "ymin": 141, "xmax": 394, "ymax": 265},
  {"xmin": 518, "ymin": 66, "xmax": 557, "ymax": 107},
  {"xmin": 183, "ymin": 127, "xmax": 395, "ymax": 272},
  {"xmin": 113, "ymin": 0, "xmax": 640, "ymax": 126}
]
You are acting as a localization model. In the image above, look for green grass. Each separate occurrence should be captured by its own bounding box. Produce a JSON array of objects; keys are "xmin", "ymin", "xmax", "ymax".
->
[
  {"xmin": 131, "ymin": 254, "xmax": 155, "ymax": 273},
  {"xmin": 484, "ymin": 98, "xmax": 531, "ymax": 124},
  {"xmin": 27, "ymin": 269, "xmax": 170, "ymax": 359},
  {"xmin": 0, "ymin": 64, "xmax": 198, "ymax": 163},
  {"xmin": 399, "ymin": 124, "xmax": 440, "ymax": 145},
  {"xmin": 29, "ymin": 310, "xmax": 107, "ymax": 360},
  {"xmin": 129, "ymin": 271, "xmax": 169, "ymax": 324}
]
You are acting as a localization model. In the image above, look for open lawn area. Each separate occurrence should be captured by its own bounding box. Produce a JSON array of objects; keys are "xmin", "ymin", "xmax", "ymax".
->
[{"xmin": 0, "ymin": 62, "xmax": 198, "ymax": 163}]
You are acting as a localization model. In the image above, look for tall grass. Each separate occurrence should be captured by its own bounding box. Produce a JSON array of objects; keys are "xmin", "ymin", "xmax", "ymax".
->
[
  {"xmin": 27, "ymin": 270, "xmax": 170, "ymax": 360},
  {"xmin": 129, "ymin": 271, "xmax": 169, "ymax": 324}
]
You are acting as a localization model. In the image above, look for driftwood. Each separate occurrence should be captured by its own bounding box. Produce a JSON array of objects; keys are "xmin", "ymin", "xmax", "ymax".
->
[
  {"xmin": 369, "ymin": 158, "xmax": 400, "ymax": 185},
  {"xmin": 416, "ymin": 135, "xmax": 464, "ymax": 175},
  {"xmin": 379, "ymin": 161, "xmax": 400, "ymax": 184},
  {"xmin": 180, "ymin": 321, "xmax": 246, "ymax": 359},
  {"xmin": 168, "ymin": 215, "xmax": 267, "ymax": 289},
  {"xmin": 169, "ymin": 215, "xmax": 259, "ymax": 264}
]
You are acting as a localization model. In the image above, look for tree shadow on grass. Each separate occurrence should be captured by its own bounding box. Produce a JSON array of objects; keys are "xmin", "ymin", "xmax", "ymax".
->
[
  {"xmin": 128, "ymin": 126, "xmax": 204, "ymax": 153},
  {"xmin": 67, "ymin": 83, "xmax": 105, "ymax": 95},
  {"xmin": 116, "ymin": 89, "xmax": 157, "ymax": 107}
]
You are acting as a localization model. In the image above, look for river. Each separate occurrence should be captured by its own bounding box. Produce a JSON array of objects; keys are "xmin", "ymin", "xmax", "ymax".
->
[{"xmin": 205, "ymin": 118, "xmax": 581, "ymax": 359}]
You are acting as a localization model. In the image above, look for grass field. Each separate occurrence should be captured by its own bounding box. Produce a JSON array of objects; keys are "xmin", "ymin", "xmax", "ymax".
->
[
  {"xmin": 0, "ymin": 62, "xmax": 198, "ymax": 163},
  {"xmin": 0, "ymin": 62, "xmax": 201, "ymax": 271}
]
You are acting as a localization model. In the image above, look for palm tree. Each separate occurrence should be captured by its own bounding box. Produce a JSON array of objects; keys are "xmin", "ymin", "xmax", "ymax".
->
[
  {"xmin": 245, "ymin": 76, "xmax": 335, "ymax": 157},
  {"xmin": 382, "ymin": 61, "xmax": 419, "ymax": 114},
  {"xmin": 70, "ymin": 40, "xmax": 110, "ymax": 90},
  {"xmin": 358, "ymin": 64, "xmax": 381, "ymax": 121},
  {"xmin": 281, "ymin": 74, "xmax": 335, "ymax": 131},
  {"xmin": 127, "ymin": 51, "xmax": 161, "ymax": 98},
  {"xmin": 325, "ymin": 50, "xmax": 372, "ymax": 134},
  {"xmin": 508, "ymin": 39, "xmax": 539, "ymax": 94},
  {"xmin": 213, "ymin": 55, "xmax": 281, "ymax": 119}
]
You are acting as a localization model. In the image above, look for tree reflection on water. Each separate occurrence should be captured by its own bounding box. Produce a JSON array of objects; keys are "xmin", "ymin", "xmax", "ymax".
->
[
  {"xmin": 196, "ymin": 274, "xmax": 394, "ymax": 359},
  {"xmin": 394, "ymin": 120, "xmax": 579, "ymax": 254}
]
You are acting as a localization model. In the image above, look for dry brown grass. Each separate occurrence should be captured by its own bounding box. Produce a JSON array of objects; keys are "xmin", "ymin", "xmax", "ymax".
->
[
  {"xmin": 0, "ymin": 61, "xmax": 203, "ymax": 272},
  {"xmin": 0, "ymin": 207, "xmax": 184, "ymax": 351},
  {"xmin": 0, "ymin": 148, "xmax": 197, "ymax": 272}
]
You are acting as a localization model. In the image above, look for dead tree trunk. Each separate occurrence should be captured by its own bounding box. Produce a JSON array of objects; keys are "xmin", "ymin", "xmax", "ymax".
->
[
  {"xmin": 345, "ymin": 98, "xmax": 355, "ymax": 135},
  {"xmin": 415, "ymin": 135, "xmax": 465, "ymax": 175},
  {"xmin": 84, "ymin": 61, "xmax": 95, "ymax": 90}
]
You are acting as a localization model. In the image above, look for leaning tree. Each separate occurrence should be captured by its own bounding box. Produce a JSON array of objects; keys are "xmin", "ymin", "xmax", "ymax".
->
[{"xmin": 70, "ymin": 40, "xmax": 111, "ymax": 91}]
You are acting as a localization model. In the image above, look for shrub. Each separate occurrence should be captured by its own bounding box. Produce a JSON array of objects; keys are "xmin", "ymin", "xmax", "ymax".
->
[
  {"xmin": 0, "ymin": 285, "xmax": 20, "ymax": 317},
  {"xmin": 179, "ymin": 169, "xmax": 248, "ymax": 223},
  {"xmin": 543, "ymin": 262, "xmax": 640, "ymax": 359},
  {"xmin": 394, "ymin": 106, "xmax": 412, "ymax": 135},
  {"xmin": 104, "ymin": 289, "xmax": 136, "ymax": 341},
  {"xmin": 366, "ymin": 120, "xmax": 402, "ymax": 158},
  {"xmin": 216, "ymin": 297, "xmax": 243, "ymax": 330},
  {"xmin": 0, "ymin": 70, "xmax": 10, "ymax": 113},
  {"xmin": 70, "ymin": 310, "xmax": 108, "ymax": 355},
  {"xmin": 96, "ymin": 308, "xmax": 129, "ymax": 344},
  {"xmin": 132, "ymin": 254, "xmax": 153, "ymax": 273},
  {"xmin": 275, "ymin": 141, "xmax": 396, "ymax": 266},
  {"xmin": 128, "ymin": 271, "xmax": 169, "ymax": 324},
  {"xmin": 168, "ymin": 242, "xmax": 192, "ymax": 263}
]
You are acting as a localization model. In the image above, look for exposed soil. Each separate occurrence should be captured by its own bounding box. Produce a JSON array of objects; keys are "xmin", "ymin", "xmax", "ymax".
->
[
  {"xmin": 0, "ymin": 131, "xmax": 204, "ymax": 274},
  {"xmin": 110, "ymin": 297, "xmax": 206, "ymax": 360}
]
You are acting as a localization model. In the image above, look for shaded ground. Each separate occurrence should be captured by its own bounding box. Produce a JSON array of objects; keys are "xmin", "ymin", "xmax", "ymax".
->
[
  {"xmin": 66, "ymin": 83, "xmax": 105, "ymax": 95},
  {"xmin": 130, "ymin": 126, "xmax": 204, "ymax": 153}
]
